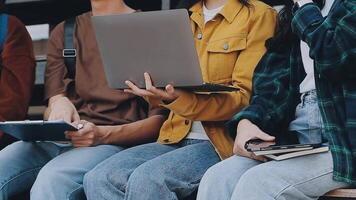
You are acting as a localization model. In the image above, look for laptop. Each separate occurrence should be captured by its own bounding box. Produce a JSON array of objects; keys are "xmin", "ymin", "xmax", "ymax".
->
[{"xmin": 92, "ymin": 9, "xmax": 239, "ymax": 92}]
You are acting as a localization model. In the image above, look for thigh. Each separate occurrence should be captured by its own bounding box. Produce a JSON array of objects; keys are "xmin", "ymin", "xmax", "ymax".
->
[
  {"xmin": 0, "ymin": 142, "xmax": 66, "ymax": 196},
  {"xmin": 132, "ymin": 141, "xmax": 220, "ymax": 197},
  {"xmin": 198, "ymin": 155, "xmax": 261, "ymax": 199},
  {"xmin": 40, "ymin": 145, "xmax": 123, "ymax": 183},
  {"xmin": 233, "ymin": 152, "xmax": 350, "ymax": 200},
  {"xmin": 88, "ymin": 142, "xmax": 177, "ymax": 184}
]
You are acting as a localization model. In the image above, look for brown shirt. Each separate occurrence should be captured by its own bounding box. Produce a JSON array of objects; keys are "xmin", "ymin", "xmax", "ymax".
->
[
  {"xmin": 45, "ymin": 12, "xmax": 166, "ymax": 125},
  {"xmin": 0, "ymin": 15, "xmax": 36, "ymax": 139}
]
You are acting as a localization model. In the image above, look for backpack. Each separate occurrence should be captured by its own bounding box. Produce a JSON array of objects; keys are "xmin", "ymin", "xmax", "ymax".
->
[
  {"xmin": 0, "ymin": 14, "xmax": 7, "ymax": 52},
  {"xmin": 63, "ymin": 17, "xmax": 77, "ymax": 79},
  {"xmin": 0, "ymin": 14, "xmax": 8, "ymax": 73}
]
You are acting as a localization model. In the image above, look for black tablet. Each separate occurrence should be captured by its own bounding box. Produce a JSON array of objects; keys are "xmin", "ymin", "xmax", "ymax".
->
[{"xmin": 0, "ymin": 120, "xmax": 78, "ymax": 141}]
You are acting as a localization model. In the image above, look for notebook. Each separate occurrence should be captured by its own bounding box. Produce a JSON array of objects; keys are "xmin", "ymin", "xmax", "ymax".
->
[{"xmin": 264, "ymin": 145, "xmax": 329, "ymax": 161}]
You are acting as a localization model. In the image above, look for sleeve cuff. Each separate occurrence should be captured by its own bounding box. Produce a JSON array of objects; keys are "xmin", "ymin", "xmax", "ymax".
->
[
  {"xmin": 292, "ymin": 3, "xmax": 324, "ymax": 41},
  {"xmin": 226, "ymin": 105, "xmax": 265, "ymax": 139},
  {"xmin": 161, "ymin": 91, "xmax": 195, "ymax": 114}
]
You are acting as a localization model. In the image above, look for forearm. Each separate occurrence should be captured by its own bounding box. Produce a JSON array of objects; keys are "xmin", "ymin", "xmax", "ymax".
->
[
  {"xmin": 100, "ymin": 115, "xmax": 166, "ymax": 146},
  {"xmin": 163, "ymin": 91, "xmax": 249, "ymax": 122}
]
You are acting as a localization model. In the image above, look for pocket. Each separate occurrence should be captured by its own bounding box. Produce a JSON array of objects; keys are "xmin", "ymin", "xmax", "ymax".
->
[{"xmin": 206, "ymin": 36, "xmax": 247, "ymax": 82}]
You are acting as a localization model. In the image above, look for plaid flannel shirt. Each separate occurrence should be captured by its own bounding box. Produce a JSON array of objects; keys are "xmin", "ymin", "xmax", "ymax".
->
[{"xmin": 228, "ymin": 0, "xmax": 356, "ymax": 184}]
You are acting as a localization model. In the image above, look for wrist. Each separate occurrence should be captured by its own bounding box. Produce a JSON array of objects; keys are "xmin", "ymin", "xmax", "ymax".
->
[
  {"xmin": 97, "ymin": 126, "xmax": 112, "ymax": 145},
  {"xmin": 238, "ymin": 119, "xmax": 252, "ymax": 127},
  {"xmin": 49, "ymin": 96, "xmax": 67, "ymax": 108}
]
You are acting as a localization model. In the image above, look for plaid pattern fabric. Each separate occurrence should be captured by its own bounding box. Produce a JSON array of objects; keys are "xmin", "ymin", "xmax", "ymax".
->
[{"xmin": 228, "ymin": 0, "xmax": 356, "ymax": 184}]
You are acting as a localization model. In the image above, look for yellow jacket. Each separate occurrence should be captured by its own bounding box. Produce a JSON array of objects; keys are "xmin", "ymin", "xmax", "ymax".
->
[{"xmin": 158, "ymin": 0, "xmax": 277, "ymax": 160}]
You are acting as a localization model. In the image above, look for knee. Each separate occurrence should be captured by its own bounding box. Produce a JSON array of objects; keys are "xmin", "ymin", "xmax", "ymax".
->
[
  {"xmin": 84, "ymin": 165, "xmax": 127, "ymax": 196},
  {"xmin": 199, "ymin": 164, "xmax": 222, "ymax": 192},
  {"xmin": 127, "ymin": 163, "xmax": 165, "ymax": 190},
  {"xmin": 232, "ymin": 167, "xmax": 274, "ymax": 199},
  {"xmin": 32, "ymin": 165, "xmax": 61, "ymax": 189}
]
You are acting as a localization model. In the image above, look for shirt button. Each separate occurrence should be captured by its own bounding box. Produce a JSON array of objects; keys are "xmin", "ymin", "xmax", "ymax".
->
[
  {"xmin": 197, "ymin": 33, "xmax": 203, "ymax": 40},
  {"xmin": 185, "ymin": 120, "xmax": 190, "ymax": 125},
  {"xmin": 223, "ymin": 43, "xmax": 229, "ymax": 50}
]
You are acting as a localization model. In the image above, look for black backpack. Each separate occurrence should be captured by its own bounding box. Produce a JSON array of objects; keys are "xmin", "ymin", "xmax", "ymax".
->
[{"xmin": 63, "ymin": 17, "xmax": 77, "ymax": 79}]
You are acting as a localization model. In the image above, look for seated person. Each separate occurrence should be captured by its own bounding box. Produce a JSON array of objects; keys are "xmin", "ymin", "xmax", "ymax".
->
[
  {"xmin": 0, "ymin": 0, "xmax": 36, "ymax": 149},
  {"xmin": 83, "ymin": 0, "xmax": 276, "ymax": 199},
  {"xmin": 198, "ymin": 0, "xmax": 356, "ymax": 199},
  {"xmin": 0, "ymin": 0, "xmax": 167, "ymax": 199}
]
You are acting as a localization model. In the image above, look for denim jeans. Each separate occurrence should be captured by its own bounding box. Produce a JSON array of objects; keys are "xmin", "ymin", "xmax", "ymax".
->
[
  {"xmin": 0, "ymin": 141, "xmax": 123, "ymax": 200},
  {"xmin": 289, "ymin": 90, "xmax": 323, "ymax": 144},
  {"xmin": 197, "ymin": 90, "xmax": 350, "ymax": 200},
  {"xmin": 84, "ymin": 139, "xmax": 220, "ymax": 200}
]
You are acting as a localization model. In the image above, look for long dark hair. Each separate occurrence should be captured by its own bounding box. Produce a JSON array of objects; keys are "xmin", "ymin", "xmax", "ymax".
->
[
  {"xmin": 267, "ymin": 0, "xmax": 325, "ymax": 51},
  {"xmin": 176, "ymin": 0, "xmax": 250, "ymax": 9}
]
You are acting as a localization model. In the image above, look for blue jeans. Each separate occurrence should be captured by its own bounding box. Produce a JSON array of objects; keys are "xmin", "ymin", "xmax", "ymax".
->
[
  {"xmin": 0, "ymin": 141, "xmax": 123, "ymax": 200},
  {"xmin": 289, "ymin": 90, "xmax": 323, "ymax": 144},
  {"xmin": 197, "ymin": 91, "xmax": 350, "ymax": 200},
  {"xmin": 84, "ymin": 140, "xmax": 220, "ymax": 200}
]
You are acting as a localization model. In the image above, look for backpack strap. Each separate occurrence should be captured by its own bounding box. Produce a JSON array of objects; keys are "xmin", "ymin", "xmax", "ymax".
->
[
  {"xmin": 63, "ymin": 17, "xmax": 77, "ymax": 79},
  {"xmin": 0, "ymin": 14, "xmax": 8, "ymax": 53}
]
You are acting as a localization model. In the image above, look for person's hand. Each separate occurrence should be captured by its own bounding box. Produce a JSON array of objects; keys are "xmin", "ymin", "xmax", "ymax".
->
[
  {"xmin": 65, "ymin": 120, "xmax": 109, "ymax": 147},
  {"xmin": 124, "ymin": 72, "xmax": 182, "ymax": 106},
  {"xmin": 233, "ymin": 119, "xmax": 275, "ymax": 162},
  {"xmin": 48, "ymin": 96, "xmax": 80, "ymax": 123}
]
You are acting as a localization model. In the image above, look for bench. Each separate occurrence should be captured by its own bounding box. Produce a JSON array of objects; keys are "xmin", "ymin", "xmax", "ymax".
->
[{"xmin": 321, "ymin": 189, "xmax": 356, "ymax": 199}]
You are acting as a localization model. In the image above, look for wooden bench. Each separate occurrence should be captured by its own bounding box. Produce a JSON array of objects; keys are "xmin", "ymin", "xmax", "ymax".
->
[{"xmin": 321, "ymin": 189, "xmax": 356, "ymax": 199}]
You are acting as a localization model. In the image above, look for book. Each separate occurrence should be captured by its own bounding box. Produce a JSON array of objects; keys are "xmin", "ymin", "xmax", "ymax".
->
[
  {"xmin": 264, "ymin": 145, "xmax": 329, "ymax": 161},
  {"xmin": 0, "ymin": 120, "xmax": 79, "ymax": 141}
]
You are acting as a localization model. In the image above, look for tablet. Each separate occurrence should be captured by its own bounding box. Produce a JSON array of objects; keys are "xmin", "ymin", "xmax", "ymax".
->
[{"xmin": 0, "ymin": 120, "xmax": 78, "ymax": 141}]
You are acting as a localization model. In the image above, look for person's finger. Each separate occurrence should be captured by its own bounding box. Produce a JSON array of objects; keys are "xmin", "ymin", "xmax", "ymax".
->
[
  {"xmin": 124, "ymin": 89, "xmax": 135, "ymax": 94},
  {"xmin": 250, "ymin": 154, "xmax": 268, "ymax": 162},
  {"xmin": 147, "ymin": 86, "xmax": 172, "ymax": 100},
  {"xmin": 144, "ymin": 72, "xmax": 154, "ymax": 89},
  {"xmin": 165, "ymin": 84, "xmax": 176, "ymax": 96},
  {"xmin": 125, "ymin": 81, "xmax": 154, "ymax": 97},
  {"xmin": 236, "ymin": 148, "xmax": 267, "ymax": 162},
  {"xmin": 256, "ymin": 130, "xmax": 275, "ymax": 142}
]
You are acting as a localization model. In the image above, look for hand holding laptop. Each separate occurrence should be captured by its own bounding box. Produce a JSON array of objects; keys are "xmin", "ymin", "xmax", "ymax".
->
[{"xmin": 124, "ymin": 72, "xmax": 184, "ymax": 106}]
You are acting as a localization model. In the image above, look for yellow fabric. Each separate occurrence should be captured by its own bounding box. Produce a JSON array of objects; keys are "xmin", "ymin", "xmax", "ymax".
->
[{"xmin": 158, "ymin": 0, "xmax": 277, "ymax": 160}]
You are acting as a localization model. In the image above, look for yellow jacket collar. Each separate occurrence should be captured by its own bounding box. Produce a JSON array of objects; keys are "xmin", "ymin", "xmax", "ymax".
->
[{"xmin": 189, "ymin": 0, "xmax": 243, "ymax": 24}]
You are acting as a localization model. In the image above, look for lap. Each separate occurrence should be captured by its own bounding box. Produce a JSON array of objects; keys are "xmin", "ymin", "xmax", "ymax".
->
[
  {"xmin": 133, "ymin": 140, "xmax": 220, "ymax": 181},
  {"xmin": 233, "ymin": 152, "xmax": 350, "ymax": 199},
  {"xmin": 39, "ymin": 144, "xmax": 123, "ymax": 179}
]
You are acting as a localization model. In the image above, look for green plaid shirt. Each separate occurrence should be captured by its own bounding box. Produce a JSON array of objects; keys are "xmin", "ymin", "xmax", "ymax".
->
[{"xmin": 228, "ymin": 0, "xmax": 356, "ymax": 184}]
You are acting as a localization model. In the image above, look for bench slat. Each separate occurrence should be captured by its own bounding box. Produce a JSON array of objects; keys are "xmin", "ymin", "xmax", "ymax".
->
[{"xmin": 324, "ymin": 189, "xmax": 356, "ymax": 198}]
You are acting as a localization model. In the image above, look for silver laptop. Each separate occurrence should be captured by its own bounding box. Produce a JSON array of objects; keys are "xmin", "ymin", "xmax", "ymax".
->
[{"xmin": 92, "ymin": 9, "xmax": 239, "ymax": 92}]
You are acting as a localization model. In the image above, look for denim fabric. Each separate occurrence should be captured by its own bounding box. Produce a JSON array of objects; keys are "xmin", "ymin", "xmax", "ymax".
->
[
  {"xmin": 289, "ymin": 90, "xmax": 323, "ymax": 144},
  {"xmin": 84, "ymin": 139, "xmax": 220, "ymax": 200},
  {"xmin": 198, "ymin": 91, "xmax": 349, "ymax": 200},
  {"xmin": 0, "ymin": 141, "xmax": 122, "ymax": 200},
  {"xmin": 198, "ymin": 153, "xmax": 350, "ymax": 200}
]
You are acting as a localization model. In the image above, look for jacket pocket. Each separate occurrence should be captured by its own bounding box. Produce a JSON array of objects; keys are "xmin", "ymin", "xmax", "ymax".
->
[{"xmin": 206, "ymin": 36, "xmax": 247, "ymax": 82}]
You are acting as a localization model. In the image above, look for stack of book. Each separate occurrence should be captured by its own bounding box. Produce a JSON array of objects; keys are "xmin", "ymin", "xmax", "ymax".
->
[{"xmin": 245, "ymin": 140, "xmax": 329, "ymax": 161}]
